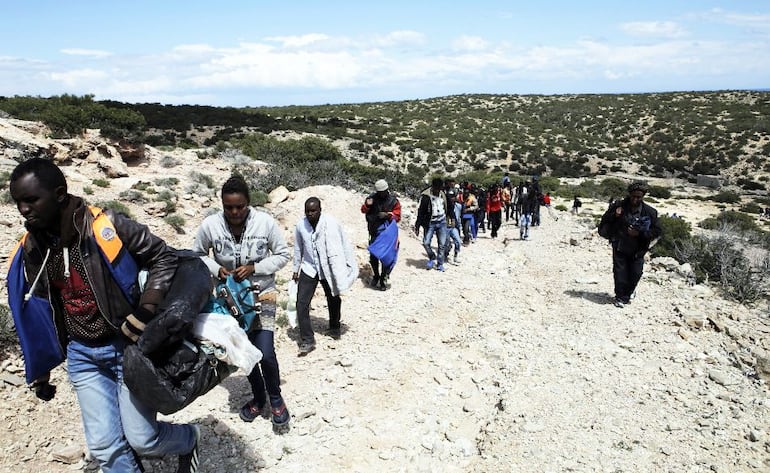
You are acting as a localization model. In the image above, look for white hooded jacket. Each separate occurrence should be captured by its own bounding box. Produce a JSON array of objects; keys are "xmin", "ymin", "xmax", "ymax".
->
[{"xmin": 293, "ymin": 213, "xmax": 358, "ymax": 296}]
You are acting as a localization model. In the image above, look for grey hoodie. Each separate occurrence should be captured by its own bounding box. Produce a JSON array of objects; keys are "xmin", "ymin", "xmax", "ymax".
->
[{"xmin": 192, "ymin": 208, "xmax": 290, "ymax": 294}]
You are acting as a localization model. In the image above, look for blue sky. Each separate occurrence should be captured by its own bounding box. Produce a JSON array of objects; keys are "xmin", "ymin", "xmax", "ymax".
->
[{"xmin": 1, "ymin": 1, "xmax": 769, "ymax": 106}]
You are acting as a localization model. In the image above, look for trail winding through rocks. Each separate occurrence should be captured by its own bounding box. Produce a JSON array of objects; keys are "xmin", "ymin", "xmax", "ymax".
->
[{"xmin": 1, "ymin": 186, "xmax": 769, "ymax": 472}]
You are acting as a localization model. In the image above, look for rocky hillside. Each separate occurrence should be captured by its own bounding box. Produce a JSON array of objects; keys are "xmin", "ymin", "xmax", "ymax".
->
[{"xmin": 0, "ymin": 119, "xmax": 768, "ymax": 472}]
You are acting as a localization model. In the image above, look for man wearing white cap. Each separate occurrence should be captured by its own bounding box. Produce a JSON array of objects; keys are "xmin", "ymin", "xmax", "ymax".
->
[{"xmin": 361, "ymin": 179, "xmax": 401, "ymax": 290}]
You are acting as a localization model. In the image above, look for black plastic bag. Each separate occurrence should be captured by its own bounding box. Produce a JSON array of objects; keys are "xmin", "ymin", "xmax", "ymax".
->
[
  {"xmin": 124, "ymin": 340, "xmax": 235, "ymax": 414},
  {"xmin": 138, "ymin": 252, "xmax": 212, "ymax": 355}
]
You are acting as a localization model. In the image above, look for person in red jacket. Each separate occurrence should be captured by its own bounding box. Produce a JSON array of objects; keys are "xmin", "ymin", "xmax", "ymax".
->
[{"xmin": 486, "ymin": 183, "xmax": 503, "ymax": 238}]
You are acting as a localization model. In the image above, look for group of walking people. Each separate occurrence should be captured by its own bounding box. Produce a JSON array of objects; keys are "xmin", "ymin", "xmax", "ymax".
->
[
  {"xmin": 7, "ymin": 159, "xmax": 361, "ymax": 472},
  {"xmin": 7, "ymin": 158, "xmax": 661, "ymax": 473}
]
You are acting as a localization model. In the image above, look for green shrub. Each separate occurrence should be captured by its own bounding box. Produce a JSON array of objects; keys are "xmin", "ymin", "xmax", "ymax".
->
[
  {"xmin": 250, "ymin": 190, "xmax": 269, "ymax": 207},
  {"xmin": 95, "ymin": 200, "xmax": 132, "ymax": 218},
  {"xmin": 652, "ymin": 215, "xmax": 692, "ymax": 259},
  {"xmin": 155, "ymin": 177, "xmax": 180, "ymax": 188},
  {"xmin": 739, "ymin": 202, "xmax": 763, "ymax": 214},
  {"xmin": 677, "ymin": 233, "xmax": 769, "ymax": 303},
  {"xmin": 83, "ymin": 186, "xmax": 94, "ymax": 195},
  {"xmin": 555, "ymin": 204, "xmax": 568, "ymax": 212},
  {"xmin": 164, "ymin": 213, "xmax": 186, "ymax": 233},
  {"xmin": 648, "ymin": 185, "xmax": 671, "ymax": 199},
  {"xmin": 118, "ymin": 189, "xmax": 146, "ymax": 203},
  {"xmin": 190, "ymin": 171, "xmax": 216, "ymax": 189},
  {"xmin": 92, "ymin": 178, "xmax": 110, "ymax": 188},
  {"xmin": 159, "ymin": 155, "xmax": 180, "ymax": 168},
  {"xmin": 699, "ymin": 210, "xmax": 759, "ymax": 233},
  {"xmin": 710, "ymin": 190, "xmax": 740, "ymax": 204}
]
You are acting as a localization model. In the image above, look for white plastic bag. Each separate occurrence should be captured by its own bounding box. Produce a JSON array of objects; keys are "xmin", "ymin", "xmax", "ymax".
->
[
  {"xmin": 287, "ymin": 280, "xmax": 298, "ymax": 328},
  {"xmin": 192, "ymin": 313, "xmax": 262, "ymax": 374}
]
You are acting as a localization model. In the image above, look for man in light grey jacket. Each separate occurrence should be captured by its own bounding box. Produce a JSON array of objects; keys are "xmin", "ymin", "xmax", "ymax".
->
[{"xmin": 293, "ymin": 197, "xmax": 358, "ymax": 355}]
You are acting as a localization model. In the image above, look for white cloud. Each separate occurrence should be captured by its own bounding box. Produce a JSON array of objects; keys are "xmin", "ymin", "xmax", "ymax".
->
[
  {"xmin": 7, "ymin": 24, "xmax": 768, "ymax": 105},
  {"xmin": 265, "ymin": 33, "xmax": 332, "ymax": 48},
  {"xmin": 60, "ymin": 48, "xmax": 113, "ymax": 58},
  {"xmin": 48, "ymin": 69, "xmax": 109, "ymax": 87},
  {"xmin": 620, "ymin": 21, "xmax": 687, "ymax": 38},
  {"xmin": 452, "ymin": 35, "xmax": 489, "ymax": 51},
  {"xmin": 372, "ymin": 30, "xmax": 426, "ymax": 47}
]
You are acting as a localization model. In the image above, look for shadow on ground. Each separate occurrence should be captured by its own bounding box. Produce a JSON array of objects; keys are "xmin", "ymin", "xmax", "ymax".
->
[{"xmin": 563, "ymin": 289, "xmax": 613, "ymax": 305}]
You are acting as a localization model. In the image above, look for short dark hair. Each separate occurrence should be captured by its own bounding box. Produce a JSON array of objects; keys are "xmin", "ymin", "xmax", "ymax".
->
[
  {"xmin": 305, "ymin": 196, "xmax": 321, "ymax": 208},
  {"xmin": 628, "ymin": 181, "xmax": 648, "ymax": 194},
  {"xmin": 10, "ymin": 158, "xmax": 67, "ymax": 193},
  {"xmin": 431, "ymin": 177, "xmax": 443, "ymax": 188},
  {"xmin": 221, "ymin": 175, "xmax": 250, "ymax": 203}
]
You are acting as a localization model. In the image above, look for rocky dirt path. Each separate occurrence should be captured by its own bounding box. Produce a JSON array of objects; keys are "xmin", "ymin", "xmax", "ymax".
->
[{"xmin": 1, "ymin": 188, "xmax": 769, "ymax": 473}]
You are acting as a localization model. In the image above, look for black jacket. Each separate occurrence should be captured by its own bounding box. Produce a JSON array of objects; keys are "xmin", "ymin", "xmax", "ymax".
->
[{"xmin": 599, "ymin": 198, "xmax": 662, "ymax": 257}]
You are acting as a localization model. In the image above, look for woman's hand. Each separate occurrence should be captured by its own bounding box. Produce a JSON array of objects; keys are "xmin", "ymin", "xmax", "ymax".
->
[{"xmin": 232, "ymin": 264, "xmax": 255, "ymax": 282}]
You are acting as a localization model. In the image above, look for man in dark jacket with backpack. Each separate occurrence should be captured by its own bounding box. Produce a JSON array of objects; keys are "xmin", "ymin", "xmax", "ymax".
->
[{"xmin": 598, "ymin": 181, "xmax": 663, "ymax": 308}]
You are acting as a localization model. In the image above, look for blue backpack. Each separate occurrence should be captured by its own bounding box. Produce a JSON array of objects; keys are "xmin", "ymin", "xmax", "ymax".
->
[{"xmin": 203, "ymin": 275, "xmax": 262, "ymax": 332}]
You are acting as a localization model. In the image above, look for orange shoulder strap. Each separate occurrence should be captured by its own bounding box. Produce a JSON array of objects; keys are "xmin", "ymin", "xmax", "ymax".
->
[{"xmin": 89, "ymin": 206, "xmax": 123, "ymax": 263}]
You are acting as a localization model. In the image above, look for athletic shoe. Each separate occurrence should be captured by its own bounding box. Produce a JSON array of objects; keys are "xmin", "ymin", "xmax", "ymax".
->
[
  {"xmin": 177, "ymin": 425, "xmax": 200, "ymax": 473},
  {"xmin": 614, "ymin": 298, "xmax": 625, "ymax": 308},
  {"xmin": 426, "ymin": 260, "xmax": 434, "ymax": 270},
  {"xmin": 369, "ymin": 276, "xmax": 380, "ymax": 288},
  {"xmin": 438, "ymin": 264, "xmax": 445, "ymax": 272},
  {"xmin": 270, "ymin": 399, "xmax": 290, "ymax": 435},
  {"xmin": 453, "ymin": 254, "xmax": 460, "ymax": 265},
  {"xmin": 298, "ymin": 342, "xmax": 316, "ymax": 356},
  {"xmin": 239, "ymin": 400, "xmax": 270, "ymax": 422}
]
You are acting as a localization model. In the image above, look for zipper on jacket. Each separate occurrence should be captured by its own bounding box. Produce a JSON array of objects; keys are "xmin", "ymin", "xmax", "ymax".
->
[{"xmin": 75, "ymin": 210, "xmax": 120, "ymax": 331}]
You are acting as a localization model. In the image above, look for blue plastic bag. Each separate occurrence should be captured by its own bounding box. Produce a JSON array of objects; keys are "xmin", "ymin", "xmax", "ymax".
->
[
  {"xmin": 7, "ymin": 247, "xmax": 65, "ymax": 384},
  {"xmin": 368, "ymin": 220, "xmax": 399, "ymax": 272}
]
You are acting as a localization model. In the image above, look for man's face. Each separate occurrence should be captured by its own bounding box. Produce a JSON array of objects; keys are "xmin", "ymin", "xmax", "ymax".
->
[
  {"xmin": 305, "ymin": 201, "xmax": 321, "ymax": 227},
  {"xmin": 10, "ymin": 173, "xmax": 65, "ymax": 232},
  {"xmin": 431, "ymin": 184, "xmax": 442, "ymax": 196},
  {"xmin": 629, "ymin": 190, "xmax": 645, "ymax": 207}
]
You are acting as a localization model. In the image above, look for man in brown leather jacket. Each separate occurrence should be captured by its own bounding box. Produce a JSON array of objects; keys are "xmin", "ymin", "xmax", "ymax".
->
[{"xmin": 8, "ymin": 158, "xmax": 200, "ymax": 473}]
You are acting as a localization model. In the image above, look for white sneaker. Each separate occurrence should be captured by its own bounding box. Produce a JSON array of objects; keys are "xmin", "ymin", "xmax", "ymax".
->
[{"xmin": 453, "ymin": 254, "xmax": 460, "ymax": 264}]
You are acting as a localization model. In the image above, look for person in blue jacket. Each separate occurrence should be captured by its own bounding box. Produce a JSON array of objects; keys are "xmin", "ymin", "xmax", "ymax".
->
[{"xmin": 7, "ymin": 158, "xmax": 199, "ymax": 473}]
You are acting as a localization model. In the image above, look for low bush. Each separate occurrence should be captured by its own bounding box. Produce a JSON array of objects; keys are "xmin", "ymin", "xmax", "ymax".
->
[
  {"xmin": 164, "ymin": 213, "xmax": 186, "ymax": 233},
  {"xmin": 652, "ymin": 215, "xmax": 691, "ymax": 259},
  {"xmin": 699, "ymin": 210, "xmax": 760, "ymax": 233},
  {"xmin": 95, "ymin": 200, "xmax": 132, "ymax": 217},
  {"xmin": 92, "ymin": 178, "xmax": 110, "ymax": 188},
  {"xmin": 710, "ymin": 190, "xmax": 740, "ymax": 204},
  {"xmin": 740, "ymin": 202, "xmax": 763, "ymax": 214},
  {"xmin": 676, "ymin": 232, "xmax": 770, "ymax": 303},
  {"xmin": 648, "ymin": 185, "xmax": 671, "ymax": 199}
]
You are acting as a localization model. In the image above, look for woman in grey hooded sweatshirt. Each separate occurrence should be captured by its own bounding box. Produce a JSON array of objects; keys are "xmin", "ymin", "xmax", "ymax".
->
[{"xmin": 192, "ymin": 176, "xmax": 292, "ymax": 433}]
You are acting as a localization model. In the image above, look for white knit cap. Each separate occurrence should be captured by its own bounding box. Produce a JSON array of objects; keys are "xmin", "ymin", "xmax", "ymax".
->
[{"xmin": 374, "ymin": 179, "xmax": 388, "ymax": 191}]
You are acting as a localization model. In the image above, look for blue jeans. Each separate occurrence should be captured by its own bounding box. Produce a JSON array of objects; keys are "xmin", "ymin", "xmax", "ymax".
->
[
  {"xmin": 246, "ymin": 302, "xmax": 282, "ymax": 406},
  {"xmin": 67, "ymin": 337, "xmax": 195, "ymax": 473},
  {"xmin": 422, "ymin": 218, "xmax": 447, "ymax": 265},
  {"xmin": 444, "ymin": 226, "xmax": 461, "ymax": 259}
]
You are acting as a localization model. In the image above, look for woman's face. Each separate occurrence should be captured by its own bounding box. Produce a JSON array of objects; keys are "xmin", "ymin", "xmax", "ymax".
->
[{"xmin": 222, "ymin": 192, "xmax": 249, "ymax": 226}]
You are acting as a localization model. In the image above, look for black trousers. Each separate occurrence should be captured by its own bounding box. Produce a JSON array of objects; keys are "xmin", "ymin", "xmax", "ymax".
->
[
  {"xmin": 296, "ymin": 270, "xmax": 341, "ymax": 344},
  {"xmin": 612, "ymin": 246, "xmax": 644, "ymax": 302},
  {"xmin": 489, "ymin": 210, "xmax": 502, "ymax": 237}
]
